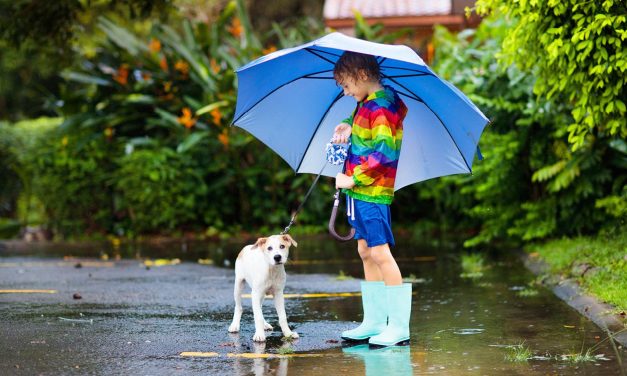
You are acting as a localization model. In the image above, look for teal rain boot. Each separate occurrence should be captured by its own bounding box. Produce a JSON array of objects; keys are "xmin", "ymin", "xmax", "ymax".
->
[
  {"xmin": 341, "ymin": 281, "xmax": 387, "ymax": 341},
  {"xmin": 368, "ymin": 283, "xmax": 412, "ymax": 347}
]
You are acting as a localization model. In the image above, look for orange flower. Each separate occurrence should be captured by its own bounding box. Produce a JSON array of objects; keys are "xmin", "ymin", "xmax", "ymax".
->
[
  {"xmin": 426, "ymin": 42, "xmax": 435, "ymax": 64},
  {"xmin": 160, "ymin": 56, "xmax": 169, "ymax": 72},
  {"xmin": 149, "ymin": 38, "xmax": 161, "ymax": 53},
  {"xmin": 210, "ymin": 108, "xmax": 221, "ymax": 125},
  {"xmin": 163, "ymin": 81, "xmax": 172, "ymax": 92},
  {"xmin": 228, "ymin": 17, "xmax": 243, "ymax": 37},
  {"xmin": 113, "ymin": 64, "xmax": 129, "ymax": 85},
  {"xmin": 174, "ymin": 60, "xmax": 189, "ymax": 76},
  {"xmin": 210, "ymin": 59, "xmax": 220, "ymax": 74},
  {"xmin": 218, "ymin": 131, "xmax": 229, "ymax": 147},
  {"xmin": 104, "ymin": 127, "xmax": 114, "ymax": 139},
  {"xmin": 263, "ymin": 45, "xmax": 277, "ymax": 55},
  {"xmin": 177, "ymin": 107, "xmax": 197, "ymax": 129}
]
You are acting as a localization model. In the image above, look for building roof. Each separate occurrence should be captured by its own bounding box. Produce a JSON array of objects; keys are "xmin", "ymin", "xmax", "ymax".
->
[{"xmin": 323, "ymin": 0, "xmax": 453, "ymax": 20}]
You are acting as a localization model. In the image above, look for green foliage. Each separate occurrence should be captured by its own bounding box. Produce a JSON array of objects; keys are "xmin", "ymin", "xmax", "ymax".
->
[
  {"xmin": 0, "ymin": 123, "xmax": 22, "ymax": 217},
  {"xmin": 32, "ymin": 124, "xmax": 117, "ymax": 237},
  {"xmin": 0, "ymin": 0, "xmax": 172, "ymax": 48},
  {"xmin": 114, "ymin": 148, "xmax": 207, "ymax": 234},
  {"xmin": 4, "ymin": 2, "xmax": 623, "ymax": 242},
  {"xmin": 529, "ymin": 230, "xmax": 627, "ymax": 311},
  {"xmin": 516, "ymin": 287, "xmax": 539, "ymax": 298},
  {"xmin": 0, "ymin": 40, "xmax": 67, "ymax": 121},
  {"xmin": 352, "ymin": 10, "xmax": 413, "ymax": 43},
  {"xmin": 473, "ymin": 0, "xmax": 627, "ymax": 150},
  {"xmin": 32, "ymin": 0, "xmax": 328, "ymax": 237},
  {"xmin": 0, "ymin": 218, "xmax": 21, "ymax": 238},
  {"xmin": 0, "ymin": 118, "xmax": 61, "ymax": 224},
  {"xmin": 504, "ymin": 343, "xmax": 533, "ymax": 362},
  {"xmin": 431, "ymin": 17, "xmax": 626, "ymax": 246},
  {"xmin": 460, "ymin": 253, "xmax": 486, "ymax": 279}
]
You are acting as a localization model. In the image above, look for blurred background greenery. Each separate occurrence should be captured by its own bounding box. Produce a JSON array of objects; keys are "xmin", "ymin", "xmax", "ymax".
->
[{"xmin": 0, "ymin": 0, "xmax": 624, "ymax": 246}]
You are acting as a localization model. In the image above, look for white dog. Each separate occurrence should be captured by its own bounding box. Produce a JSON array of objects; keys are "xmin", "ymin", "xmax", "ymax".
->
[{"xmin": 228, "ymin": 234, "xmax": 299, "ymax": 342}]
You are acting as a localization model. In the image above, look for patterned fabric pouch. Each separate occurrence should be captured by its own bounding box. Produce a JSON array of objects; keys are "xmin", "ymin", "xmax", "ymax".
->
[{"xmin": 325, "ymin": 140, "xmax": 350, "ymax": 165}]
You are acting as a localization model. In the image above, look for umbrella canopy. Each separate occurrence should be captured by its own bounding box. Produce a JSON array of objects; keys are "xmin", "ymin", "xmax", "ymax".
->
[{"xmin": 232, "ymin": 32, "xmax": 489, "ymax": 191}]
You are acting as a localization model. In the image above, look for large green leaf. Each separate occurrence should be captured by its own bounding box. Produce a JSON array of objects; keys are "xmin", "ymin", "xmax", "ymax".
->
[
  {"xmin": 196, "ymin": 101, "xmax": 229, "ymax": 116},
  {"xmin": 177, "ymin": 131, "xmax": 208, "ymax": 153},
  {"xmin": 155, "ymin": 24, "xmax": 215, "ymax": 91},
  {"xmin": 98, "ymin": 17, "xmax": 149, "ymax": 56},
  {"xmin": 61, "ymin": 71, "xmax": 112, "ymax": 86}
]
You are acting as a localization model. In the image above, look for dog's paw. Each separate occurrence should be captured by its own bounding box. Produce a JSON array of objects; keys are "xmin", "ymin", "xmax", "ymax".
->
[
  {"xmin": 252, "ymin": 332, "xmax": 266, "ymax": 342},
  {"xmin": 228, "ymin": 323, "xmax": 240, "ymax": 333},
  {"xmin": 264, "ymin": 321, "xmax": 273, "ymax": 331},
  {"xmin": 283, "ymin": 331, "xmax": 299, "ymax": 339}
]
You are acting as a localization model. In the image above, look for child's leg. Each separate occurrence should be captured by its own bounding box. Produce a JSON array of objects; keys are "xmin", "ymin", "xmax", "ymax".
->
[
  {"xmin": 369, "ymin": 243, "xmax": 402, "ymax": 285},
  {"xmin": 368, "ymin": 244, "xmax": 411, "ymax": 347},
  {"xmin": 357, "ymin": 239, "xmax": 383, "ymax": 281}
]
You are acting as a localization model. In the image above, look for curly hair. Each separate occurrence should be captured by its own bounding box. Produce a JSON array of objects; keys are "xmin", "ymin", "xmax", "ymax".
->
[{"xmin": 333, "ymin": 51, "xmax": 381, "ymax": 84}]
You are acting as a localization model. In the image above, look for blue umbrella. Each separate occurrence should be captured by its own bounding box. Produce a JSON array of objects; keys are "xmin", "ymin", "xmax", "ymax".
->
[{"xmin": 232, "ymin": 32, "xmax": 488, "ymax": 190}]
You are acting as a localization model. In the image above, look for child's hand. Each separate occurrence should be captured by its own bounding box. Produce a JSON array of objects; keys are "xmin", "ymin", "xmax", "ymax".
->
[
  {"xmin": 335, "ymin": 173, "xmax": 355, "ymax": 189},
  {"xmin": 332, "ymin": 123, "xmax": 351, "ymax": 144}
]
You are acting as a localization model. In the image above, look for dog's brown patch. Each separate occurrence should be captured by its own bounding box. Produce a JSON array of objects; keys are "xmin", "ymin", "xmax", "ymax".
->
[
  {"xmin": 282, "ymin": 234, "xmax": 298, "ymax": 248},
  {"xmin": 254, "ymin": 237, "xmax": 268, "ymax": 249}
]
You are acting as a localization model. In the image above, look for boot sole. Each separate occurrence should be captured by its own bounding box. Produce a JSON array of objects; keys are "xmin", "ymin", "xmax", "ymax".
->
[
  {"xmin": 341, "ymin": 336, "xmax": 371, "ymax": 343},
  {"xmin": 368, "ymin": 339, "xmax": 410, "ymax": 349}
]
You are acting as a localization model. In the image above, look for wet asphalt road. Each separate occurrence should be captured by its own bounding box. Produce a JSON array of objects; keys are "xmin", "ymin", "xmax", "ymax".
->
[
  {"xmin": 1, "ymin": 238, "xmax": 626, "ymax": 375},
  {"xmin": 1, "ymin": 257, "xmax": 362, "ymax": 374}
]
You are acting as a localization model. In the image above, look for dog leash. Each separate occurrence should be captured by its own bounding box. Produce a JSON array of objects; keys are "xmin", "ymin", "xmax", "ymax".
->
[
  {"xmin": 280, "ymin": 142, "xmax": 355, "ymax": 242},
  {"xmin": 280, "ymin": 159, "xmax": 327, "ymax": 235}
]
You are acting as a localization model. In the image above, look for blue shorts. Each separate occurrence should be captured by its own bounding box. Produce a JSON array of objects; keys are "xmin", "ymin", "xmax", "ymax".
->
[{"xmin": 346, "ymin": 195, "xmax": 395, "ymax": 247}]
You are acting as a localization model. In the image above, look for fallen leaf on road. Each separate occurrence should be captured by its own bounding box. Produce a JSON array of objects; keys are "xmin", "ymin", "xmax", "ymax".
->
[{"xmin": 143, "ymin": 259, "xmax": 181, "ymax": 267}]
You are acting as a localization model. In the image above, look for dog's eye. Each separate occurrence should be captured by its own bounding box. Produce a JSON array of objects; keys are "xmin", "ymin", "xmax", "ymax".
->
[
  {"xmin": 280, "ymin": 244, "xmax": 285, "ymax": 249},
  {"xmin": 267, "ymin": 246, "xmax": 273, "ymax": 251}
]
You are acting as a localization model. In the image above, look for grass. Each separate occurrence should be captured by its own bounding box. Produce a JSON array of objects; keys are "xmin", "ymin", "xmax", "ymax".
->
[
  {"xmin": 277, "ymin": 346, "xmax": 295, "ymax": 355},
  {"xmin": 560, "ymin": 349, "xmax": 605, "ymax": 363},
  {"xmin": 504, "ymin": 343, "xmax": 533, "ymax": 362},
  {"xmin": 499, "ymin": 329, "xmax": 624, "ymax": 364},
  {"xmin": 528, "ymin": 229, "xmax": 627, "ymax": 311},
  {"xmin": 460, "ymin": 253, "xmax": 487, "ymax": 279},
  {"xmin": 335, "ymin": 270, "xmax": 354, "ymax": 281},
  {"xmin": 516, "ymin": 287, "xmax": 539, "ymax": 297},
  {"xmin": 559, "ymin": 328, "xmax": 625, "ymax": 363},
  {"xmin": 402, "ymin": 273, "xmax": 428, "ymax": 283}
]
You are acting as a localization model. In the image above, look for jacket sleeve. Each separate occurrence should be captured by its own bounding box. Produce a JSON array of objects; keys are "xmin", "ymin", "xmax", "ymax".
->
[
  {"xmin": 342, "ymin": 108, "xmax": 356, "ymax": 126},
  {"xmin": 352, "ymin": 108, "xmax": 397, "ymax": 186},
  {"xmin": 342, "ymin": 113, "xmax": 353, "ymax": 125}
]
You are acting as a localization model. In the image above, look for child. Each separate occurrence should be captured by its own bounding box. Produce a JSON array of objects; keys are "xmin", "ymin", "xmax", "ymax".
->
[{"xmin": 332, "ymin": 51, "xmax": 411, "ymax": 347}]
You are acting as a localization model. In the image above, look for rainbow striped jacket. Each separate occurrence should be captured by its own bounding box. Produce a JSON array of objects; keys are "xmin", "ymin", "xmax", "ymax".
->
[{"xmin": 342, "ymin": 85, "xmax": 407, "ymax": 205}]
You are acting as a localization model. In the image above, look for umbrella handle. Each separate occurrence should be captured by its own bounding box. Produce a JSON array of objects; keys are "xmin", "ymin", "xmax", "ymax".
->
[{"xmin": 328, "ymin": 190, "xmax": 356, "ymax": 242}]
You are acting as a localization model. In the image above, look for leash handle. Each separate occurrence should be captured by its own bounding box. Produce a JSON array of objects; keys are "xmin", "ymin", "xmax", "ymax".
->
[{"xmin": 328, "ymin": 189, "xmax": 355, "ymax": 241}]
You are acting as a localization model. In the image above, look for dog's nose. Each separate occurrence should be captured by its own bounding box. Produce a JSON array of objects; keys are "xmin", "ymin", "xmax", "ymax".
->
[{"xmin": 274, "ymin": 254, "xmax": 282, "ymax": 262}]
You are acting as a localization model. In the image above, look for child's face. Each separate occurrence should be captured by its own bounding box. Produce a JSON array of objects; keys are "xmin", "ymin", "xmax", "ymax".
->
[{"xmin": 336, "ymin": 73, "xmax": 371, "ymax": 102}]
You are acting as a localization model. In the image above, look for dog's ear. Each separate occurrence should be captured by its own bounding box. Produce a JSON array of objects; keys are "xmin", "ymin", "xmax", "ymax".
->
[
  {"xmin": 255, "ymin": 237, "xmax": 268, "ymax": 249},
  {"xmin": 282, "ymin": 234, "xmax": 298, "ymax": 248}
]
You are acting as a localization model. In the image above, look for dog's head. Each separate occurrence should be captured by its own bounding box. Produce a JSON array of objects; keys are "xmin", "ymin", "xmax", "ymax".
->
[{"xmin": 254, "ymin": 234, "xmax": 298, "ymax": 266}]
